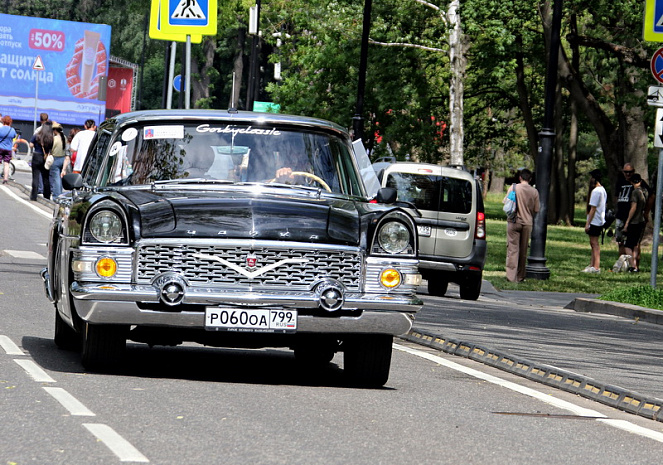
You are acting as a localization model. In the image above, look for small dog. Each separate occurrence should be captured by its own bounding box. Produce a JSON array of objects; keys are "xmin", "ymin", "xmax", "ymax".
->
[{"xmin": 612, "ymin": 254, "xmax": 631, "ymax": 273}]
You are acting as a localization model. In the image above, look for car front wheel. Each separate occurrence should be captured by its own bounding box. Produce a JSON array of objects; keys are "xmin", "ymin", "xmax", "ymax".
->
[
  {"xmin": 81, "ymin": 323, "xmax": 128, "ymax": 371},
  {"xmin": 343, "ymin": 335, "xmax": 393, "ymax": 387},
  {"xmin": 459, "ymin": 273, "xmax": 482, "ymax": 300},
  {"xmin": 427, "ymin": 276, "xmax": 448, "ymax": 297},
  {"xmin": 54, "ymin": 309, "xmax": 80, "ymax": 351}
]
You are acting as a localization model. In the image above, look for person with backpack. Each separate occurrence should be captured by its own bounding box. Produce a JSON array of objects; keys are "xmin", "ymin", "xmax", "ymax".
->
[
  {"xmin": 622, "ymin": 173, "xmax": 648, "ymax": 272},
  {"xmin": 504, "ymin": 168, "xmax": 540, "ymax": 283},
  {"xmin": 0, "ymin": 115, "xmax": 17, "ymax": 184},
  {"xmin": 583, "ymin": 169, "xmax": 607, "ymax": 273}
]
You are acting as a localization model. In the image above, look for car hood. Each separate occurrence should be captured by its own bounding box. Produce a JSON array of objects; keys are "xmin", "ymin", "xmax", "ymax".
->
[{"xmin": 119, "ymin": 188, "xmax": 360, "ymax": 245}]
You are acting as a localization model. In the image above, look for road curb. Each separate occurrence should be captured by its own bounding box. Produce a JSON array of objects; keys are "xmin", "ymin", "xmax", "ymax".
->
[
  {"xmin": 7, "ymin": 178, "xmax": 55, "ymax": 209},
  {"xmin": 400, "ymin": 328, "xmax": 663, "ymax": 422},
  {"xmin": 567, "ymin": 298, "xmax": 663, "ymax": 325}
]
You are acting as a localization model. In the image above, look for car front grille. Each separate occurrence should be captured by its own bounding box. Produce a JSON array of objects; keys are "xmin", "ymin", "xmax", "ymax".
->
[{"xmin": 136, "ymin": 241, "xmax": 362, "ymax": 291}]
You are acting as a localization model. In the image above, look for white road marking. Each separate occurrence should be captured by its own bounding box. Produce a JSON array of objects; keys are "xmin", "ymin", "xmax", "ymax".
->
[
  {"xmin": 0, "ymin": 335, "xmax": 24, "ymax": 355},
  {"xmin": 394, "ymin": 343, "xmax": 663, "ymax": 443},
  {"xmin": 4, "ymin": 249, "xmax": 46, "ymax": 260},
  {"xmin": 83, "ymin": 423, "xmax": 149, "ymax": 463},
  {"xmin": 13, "ymin": 359, "xmax": 56, "ymax": 383},
  {"xmin": 0, "ymin": 184, "xmax": 52, "ymax": 219},
  {"xmin": 43, "ymin": 387, "xmax": 96, "ymax": 416}
]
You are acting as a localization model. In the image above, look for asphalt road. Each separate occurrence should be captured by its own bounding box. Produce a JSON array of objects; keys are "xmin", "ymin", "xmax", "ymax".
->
[{"xmin": 2, "ymin": 180, "xmax": 663, "ymax": 464}]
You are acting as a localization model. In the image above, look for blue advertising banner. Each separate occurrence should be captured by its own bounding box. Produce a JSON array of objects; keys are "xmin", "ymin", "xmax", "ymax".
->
[{"xmin": 0, "ymin": 14, "xmax": 111, "ymax": 126}]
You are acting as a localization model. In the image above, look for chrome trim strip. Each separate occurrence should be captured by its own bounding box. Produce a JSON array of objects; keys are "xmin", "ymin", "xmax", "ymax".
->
[
  {"xmin": 417, "ymin": 260, "xmax": 456, "ymax": 272},
  {"xmin": 72, "ymin": 301, "xmax": 415, "ymax": 336},
  {"xmin": 70, "ymin": 282, "xmax": 422, "ymax": 312},
  {"xmin": 364, "ymin": 257, "xmax": 420, "ymax": 293}
]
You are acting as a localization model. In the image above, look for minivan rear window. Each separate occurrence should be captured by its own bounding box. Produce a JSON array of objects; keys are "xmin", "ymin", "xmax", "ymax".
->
[{"xmin": 386, "ymin": 173, "xmax": 473, "ymax": 214}]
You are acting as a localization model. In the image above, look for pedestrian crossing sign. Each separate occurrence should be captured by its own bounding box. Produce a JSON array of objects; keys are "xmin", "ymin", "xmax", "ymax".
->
[
  {"xmin": 149, "ymin": 0, "xmax": 203, "ymax": 43},
  {"xmin": 644, "ymin": 0, "xmax": 663, "ymax": 42},
  {"xmin": 160, "ymin": 0, "xmax": 217, "ymax": 36}
]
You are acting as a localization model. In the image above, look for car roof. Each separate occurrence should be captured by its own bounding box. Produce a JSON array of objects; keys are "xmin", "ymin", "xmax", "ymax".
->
[
  {"xmin": 105, "ymin": 109, "xmax": 349, "ymax": 136},
  {"xmin": 381, "ymin": 162, "xmax": 474, "ymax": 181}
]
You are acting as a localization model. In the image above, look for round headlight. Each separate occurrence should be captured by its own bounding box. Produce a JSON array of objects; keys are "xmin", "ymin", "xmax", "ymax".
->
[
  {"xmin": 89, "ymin": 210, "xmax": 123, "ymax": 243},
  {"xmin": 378, "ymin": 221, "xmax": 410, "ymax": 254}
]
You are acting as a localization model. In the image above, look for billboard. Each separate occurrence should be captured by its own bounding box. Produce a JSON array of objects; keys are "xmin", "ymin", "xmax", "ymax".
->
[
  {"xmin": 106, "ymin": 66, "xmax": 134, "ymax": 115},
  {"xmin": 0, "ymin": 14, "xmax": 111, "ymax": 126}
]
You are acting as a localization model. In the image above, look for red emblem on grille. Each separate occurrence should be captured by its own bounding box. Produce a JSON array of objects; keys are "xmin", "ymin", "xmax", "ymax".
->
[{"xmin": 246, "ymin": 252, "xmax": 257, "ymax": 268}]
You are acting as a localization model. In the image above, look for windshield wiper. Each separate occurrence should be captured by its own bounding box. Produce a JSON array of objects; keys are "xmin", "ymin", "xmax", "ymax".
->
[{"xmin": 152, "ymin": 178, "xmax": 235, "ymax": 186}]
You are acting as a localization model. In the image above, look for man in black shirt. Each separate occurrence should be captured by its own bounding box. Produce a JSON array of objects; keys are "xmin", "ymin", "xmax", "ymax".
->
[{"xmin": 614, "ymin": 163, "xmax": 650, "ymax": 267}]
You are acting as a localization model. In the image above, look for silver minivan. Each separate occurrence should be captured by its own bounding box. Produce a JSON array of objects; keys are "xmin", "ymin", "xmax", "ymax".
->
[{"xmin": 377, "ymin": 163, "xmax": 487, "ymax": 300}]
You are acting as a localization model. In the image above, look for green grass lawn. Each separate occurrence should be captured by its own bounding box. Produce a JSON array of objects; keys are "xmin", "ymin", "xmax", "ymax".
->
[{"xmin": 482, "ymin": 192, "xmax": 660, "ymax": 301}]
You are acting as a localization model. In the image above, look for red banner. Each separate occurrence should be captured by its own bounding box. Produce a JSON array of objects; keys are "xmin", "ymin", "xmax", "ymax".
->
[{"xmin": 106, "ymin": 67, "xmax": 134, "ymax": 114}]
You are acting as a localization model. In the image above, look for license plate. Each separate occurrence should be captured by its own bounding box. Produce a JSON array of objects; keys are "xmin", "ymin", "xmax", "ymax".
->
[
  {"xmin": 417, "ymin": 225, "xmax": 432, "ymax": 237},
  {"xmin": 205, "ymin": 308, "xmax": 297, "ymax": 333}
]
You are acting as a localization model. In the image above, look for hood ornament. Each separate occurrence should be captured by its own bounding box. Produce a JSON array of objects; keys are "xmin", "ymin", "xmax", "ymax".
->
[{"xmin": 246, "ymin": 252, "xmax": 257, "ymax": 268}]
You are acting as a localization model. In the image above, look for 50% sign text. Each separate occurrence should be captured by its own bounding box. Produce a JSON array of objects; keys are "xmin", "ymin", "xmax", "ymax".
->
[{"xmin": 29, "ymin": 29, "xmax": 65, "ymax": 52}]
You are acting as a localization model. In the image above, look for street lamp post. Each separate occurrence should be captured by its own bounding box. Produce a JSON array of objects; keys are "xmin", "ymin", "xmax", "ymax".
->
[
  {"xmin": 247, "ymin": 0, "xmax": 261, "ymax": 111},
  {"xmin": 352, "ymin": 0, "xmax": 373, "ymax": 142},
  {"xmin": 526, "ymin": 0, "xmax": 563, "ymax": 280}
]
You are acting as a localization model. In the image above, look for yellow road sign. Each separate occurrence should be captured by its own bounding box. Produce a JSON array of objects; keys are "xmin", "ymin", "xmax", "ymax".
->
[
  {"xmin": 159, "ymin": 0, "xmax": 217, "ymax": 37},
  {"xmin": 644, "ymin": 0, "xmax": 663, "ymax": 42},
  {"xmin": 150, "ymin": 0, "xmax": 203, "ymax": 43}
]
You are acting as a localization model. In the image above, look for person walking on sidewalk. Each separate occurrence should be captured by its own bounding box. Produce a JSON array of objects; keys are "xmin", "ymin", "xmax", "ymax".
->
[
  {"xmin": 583, "ymin": 169, "xmax": 607, "ymax": 273},
  {"xmin": 504, "ymin": 169, "xmax": 540, "ymax": 282},
  {"xmin": 0, "ymin": 115, "xmax": 17, "ymax": 184},
  {"xmin": 623, "ymin": 173, "xmax": 648, "ymax": 272}
]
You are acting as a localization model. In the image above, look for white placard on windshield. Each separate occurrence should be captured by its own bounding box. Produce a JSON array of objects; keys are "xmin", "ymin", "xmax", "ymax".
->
[
  {"xmin": 143, "ymin": 125, "xmax": 184, "ymax": 140},
  {"xmin": 353, "ymin": 139, "xmax": 381, "ymax": 198}
]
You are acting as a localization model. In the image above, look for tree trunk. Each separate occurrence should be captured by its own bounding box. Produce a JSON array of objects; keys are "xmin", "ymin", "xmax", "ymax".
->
[
  {"xmin": 448, "ymin": 0, "xmax": 465, "ymax": 166},
  {"xmin": 565, "ymin": 13, "xmax": 579, "ymax": 226},
  {"xmin": 515, "ymin": 34, "xmax": 539, "ymax": 161},
  {"xmin": 231, "ymin": 28, "xmax": 247, "ymax": 109},
  {"xmin": 190, "ymin": 37, "xmax": 216, "ymax": 108},
  {"xmin": 550, "ymin": 80, "xmax": 565, "ymax": 224}
]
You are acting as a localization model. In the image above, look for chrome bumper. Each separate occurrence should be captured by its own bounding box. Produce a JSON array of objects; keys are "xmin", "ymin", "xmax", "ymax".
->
[{"xmin": 69, "ymin": 282, "xmax": 422, "ymax": 336}]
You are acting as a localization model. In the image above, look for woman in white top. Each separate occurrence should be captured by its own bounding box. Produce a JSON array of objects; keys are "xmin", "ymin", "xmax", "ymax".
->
[{"xmin": 583, "ymin": 169, "xmax": 607, "ymax": 273}]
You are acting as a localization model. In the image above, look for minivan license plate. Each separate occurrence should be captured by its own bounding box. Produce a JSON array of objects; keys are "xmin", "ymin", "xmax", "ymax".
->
[
  {"xmin": 205, "ymin": 308, "xmax": 297, "ymax": 333},
  {"xmin": 417, "ymin": 225, "xmax": 432, "ymax": 237}
]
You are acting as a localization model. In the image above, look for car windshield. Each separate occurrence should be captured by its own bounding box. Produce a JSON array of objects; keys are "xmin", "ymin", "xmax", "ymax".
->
[
  {"xmin": 99, "ymin": 122, "xmax": 363, "ymax": 195},
  {"xmin": 386, "ymin": 172, "xmax": 473, "ymax": 214}
]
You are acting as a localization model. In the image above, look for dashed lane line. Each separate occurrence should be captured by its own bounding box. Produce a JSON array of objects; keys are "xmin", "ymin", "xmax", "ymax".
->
[
  {"xmin": 2, "ymin": 334, "xmax": 149, "ymax": 462},
  {"xmin": 4, "ymin": 249, "xmax": 46, "ymax": 260},
  {"xmin": 0, "ymin": 334, "xmax": 24, "ymax": 355},
  {"xmin": 14, "ymin": 359, "xmax": 56, "ymax": 383},
  {"xmin": 394, "ymin": 343, "xmax": 663, "ymax": 443},
  {"xmin": 83, "ymin": 423, "xmax": 150, "ymax": 463},
  {"xmin": 43, "ymin": 387, "xmax": 96, "ymax": 416}
]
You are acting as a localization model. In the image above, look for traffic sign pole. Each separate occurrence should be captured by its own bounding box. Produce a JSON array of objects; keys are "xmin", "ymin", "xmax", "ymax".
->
[
  {"xmin": 32, "ymin": 56, "xmax": 44, "ymax": 133},
  {"xmin": 166, "ymin": 41, "xmax": 176, "ymax": 109},
  {"xmin": 652, "ymin": 146, "xmax": 663, "ymax": 288},
  {"xmin": 185, "ymin": 35, "xmax": 191, "ymax": 109}
]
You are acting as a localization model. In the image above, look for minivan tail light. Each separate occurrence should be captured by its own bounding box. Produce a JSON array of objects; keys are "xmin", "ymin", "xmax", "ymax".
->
[{"xmin": 475, "ymin": 211, "xmax": 486, "ymax": 239}]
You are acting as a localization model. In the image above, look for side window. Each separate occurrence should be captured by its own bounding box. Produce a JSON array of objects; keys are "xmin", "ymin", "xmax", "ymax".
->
[
  {"xmin": 439, "ymin": 177, "xmax": 473, "ymax": 214},
  {"xmin": 81, "ymin": 131, "xmax": 111, "ymax": 185}
]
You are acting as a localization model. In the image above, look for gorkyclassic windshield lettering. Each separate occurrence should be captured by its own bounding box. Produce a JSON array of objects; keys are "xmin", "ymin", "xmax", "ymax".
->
[{"xmin": 42, "ymin": 110, "xmax": 422, "ymax": 387}]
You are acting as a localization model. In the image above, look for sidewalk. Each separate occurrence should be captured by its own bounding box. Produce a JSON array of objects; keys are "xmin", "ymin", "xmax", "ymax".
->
[{"xmin": 404, "ymin": 281, "xmax": 663, "ymax": 422}]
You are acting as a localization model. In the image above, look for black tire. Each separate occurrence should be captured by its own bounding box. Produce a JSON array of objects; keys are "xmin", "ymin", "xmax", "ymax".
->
[
  {"xmin": 294, "ymin": 345, "xmax": 335, "ymax": 367},
  {"xmin": 459, "ymin": 274, "xmax": 482, "ymax": 300},
  {"xmin": 81, "ymin": 323, "xmax": 127, "ymax": 371},
  {"xmin": 427, "ymin": 277, "xmax": 448, "ymax": 297},
  {"xmin": 54, "ymin": 309, "xmax": 80, "ymax": 351},
  {"xmin": 9, "ymin": 161, "xmax": 15, "ymax": 177},
  {"xmin": 343, "ymin": 335, "xmax": 393, "ymax": 387}
]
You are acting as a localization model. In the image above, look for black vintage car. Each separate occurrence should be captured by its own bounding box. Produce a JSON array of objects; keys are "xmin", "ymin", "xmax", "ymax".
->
[{"xmin": 41, "ymin": 110, "xmax": 422, "ymax": 386}]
